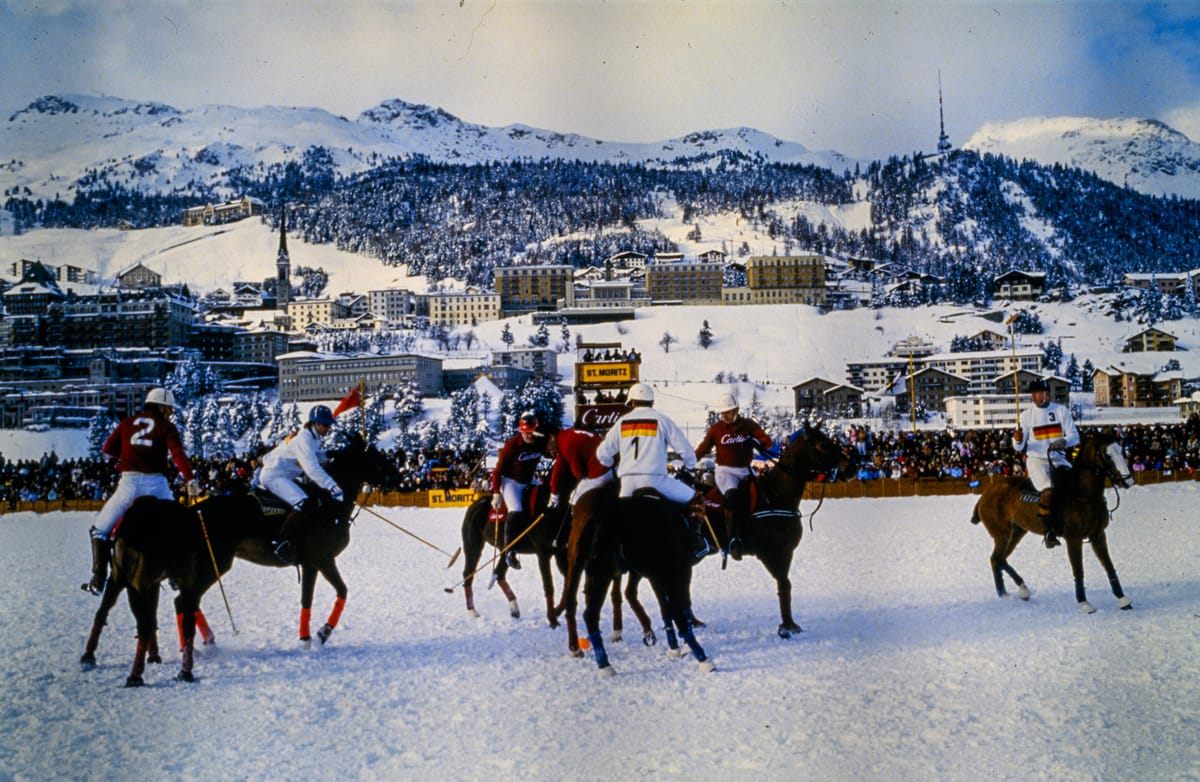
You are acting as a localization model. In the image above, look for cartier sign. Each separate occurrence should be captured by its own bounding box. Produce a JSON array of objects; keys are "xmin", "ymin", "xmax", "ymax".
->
[{"xmin": 575, "ymin": 403, "xmax": 628, "ymax": 432}]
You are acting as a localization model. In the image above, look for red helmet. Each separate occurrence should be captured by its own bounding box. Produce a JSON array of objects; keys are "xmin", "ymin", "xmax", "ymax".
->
[{"xmin": 518, "ymin": 411, "xmax": 539, "ymax": 434}]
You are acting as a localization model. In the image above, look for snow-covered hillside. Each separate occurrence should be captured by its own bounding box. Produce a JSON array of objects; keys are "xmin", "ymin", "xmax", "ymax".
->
[
  {"xmin": 1, "ymin": 484, "xmax": 1196, "ymax": 781},
  {"xmin": 963, "ymin": 116, "xmax": 1200, "ymax": 199},
  {"xmin": 0, "ymin": 94, "xmax": 854, "ymax": 204}
]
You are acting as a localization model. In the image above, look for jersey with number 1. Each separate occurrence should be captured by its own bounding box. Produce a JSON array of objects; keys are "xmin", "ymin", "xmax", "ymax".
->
[
  {"xmin": 102, "ymin": 407, "xmax": 195, "ymax": 481},
  {"xmin": 596, "ymin": 407, "xmax": 696, "ymax": 478}
]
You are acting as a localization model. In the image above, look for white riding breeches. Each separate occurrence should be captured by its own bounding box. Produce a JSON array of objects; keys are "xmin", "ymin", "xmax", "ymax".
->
[{"xmin": 94, "ymin": 472, "xmax": 174, "ymax": 538}]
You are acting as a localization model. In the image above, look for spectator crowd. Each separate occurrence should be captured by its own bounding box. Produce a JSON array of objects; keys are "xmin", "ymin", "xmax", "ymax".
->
[{"xmin": 3, "ymin": 419, "xmax": 1200, "ymax": 510}]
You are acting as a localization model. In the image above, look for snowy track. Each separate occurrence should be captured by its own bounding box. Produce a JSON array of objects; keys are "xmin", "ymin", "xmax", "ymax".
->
[{"xmin": 1, "ymin": 484, "xmax": 1197, "ymax": 781}]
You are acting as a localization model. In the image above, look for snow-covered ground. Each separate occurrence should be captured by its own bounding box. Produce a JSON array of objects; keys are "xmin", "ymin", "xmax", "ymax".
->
[{"xmin": 1, "ymin": 481, "xmax": 1196, "ymax": 781}]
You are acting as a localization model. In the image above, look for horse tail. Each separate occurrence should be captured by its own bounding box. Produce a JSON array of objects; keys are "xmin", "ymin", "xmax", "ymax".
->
[{"xmin": 969, "ymin": 499, "xmax": 982, "ymax": 525}]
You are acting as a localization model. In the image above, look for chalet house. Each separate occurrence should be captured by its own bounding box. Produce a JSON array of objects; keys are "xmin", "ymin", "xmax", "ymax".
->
[
  {"xmin": 116, "ymin": 263, "xmax": 162, "ymax": 290},
  {"xmin": 989, "ymin": 369, "xmax": 1070, "ymax": 404},
  {"xmin": 885, "ymin": 366, "xmax": 970, "ymax": 413},
  {"xmin": 994, "ymin": 270, "xmax": 1046, "ymax": 300},
  {"xmin": 607, "ymin": 251, "xmax": 648, "ymax": 270},
  {"xmin": 792, "ymin": 377, "xmax": 864, "ymax": 417},
  {"xmin": 971, "ymin": 329, "xmax": 1010, "ymax": 351},
  {"xmin": 1122, "ymin": 327, "xmax": 1177, "ymax": 353}
]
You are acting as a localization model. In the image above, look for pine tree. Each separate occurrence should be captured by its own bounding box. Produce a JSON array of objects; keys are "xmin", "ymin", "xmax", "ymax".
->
[
  {"xmin": 698, "ymin": 320, "xmax": 713, "ymax": 349},
  {"xmin": 86, "ymin": 410, "xmax": 116, "ymax": 458},
  {"xmin": 659, "ymin": 331, "xmax": 678, "ymax": 353},
  {"xmin": 501, "ymin": 323, "xmax": 514, "ymax": 348}
]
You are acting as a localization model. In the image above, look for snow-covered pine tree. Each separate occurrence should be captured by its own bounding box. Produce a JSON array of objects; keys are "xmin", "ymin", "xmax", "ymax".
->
[{"xmin": 86, "ymin": 410, "xmax": 117, "ymax": 458}]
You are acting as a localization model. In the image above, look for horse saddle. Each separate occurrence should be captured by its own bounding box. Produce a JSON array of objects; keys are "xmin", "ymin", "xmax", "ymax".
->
[{"xmin": 249, "ymin": 488, "xmax": 293, "ymax": 517}]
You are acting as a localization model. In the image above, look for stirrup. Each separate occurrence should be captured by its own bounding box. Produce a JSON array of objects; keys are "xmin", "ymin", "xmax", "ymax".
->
[
  {"xmin": 272, "ymin": 539, "xmax": 295, "ymax": 565},
  {"xmin": 1043, "ymin": 533, "xmax": 1061, "ymax": 549},
  {"xmin": 504, "ymin": 551, "xmax": 521, "ymax": 570}
]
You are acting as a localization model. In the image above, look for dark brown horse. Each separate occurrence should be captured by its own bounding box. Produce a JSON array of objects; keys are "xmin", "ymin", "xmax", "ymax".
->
[
  {"xmin": 553, "ymin": 481, "xmax": 656, "ymax": 657},
  {"xmin": 570, "ymin": 482, "xmax": 714, "ymax": 676},
  {"xmin": 699, "ymin": 423, "xmax": 855, "ymax": 638},
  {"xmin": 971, "ymin": 431, "xmax": 1136, "ymax": 613},
  {"xmin": 454, "ymin": 482, "xmax": 570, "ymax": 626},
  {"xmin": 80, "ymin": 436, "xmax": 398, "ymax": 684}
]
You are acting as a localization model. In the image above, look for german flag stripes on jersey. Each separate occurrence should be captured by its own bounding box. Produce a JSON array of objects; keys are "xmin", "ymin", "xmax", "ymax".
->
[
  {"xmin": 620, "ymin": 420, "xmax": 659, "ymax": 437},
  {"xmin": 1031, "ymin": 422, "xmax": 1065, "ymax": 440}
]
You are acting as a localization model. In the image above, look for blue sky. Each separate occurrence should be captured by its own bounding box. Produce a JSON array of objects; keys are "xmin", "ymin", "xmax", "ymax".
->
[{"xmin": 3, "ymin": 0, "xmax": 1200, "ymax": 160}]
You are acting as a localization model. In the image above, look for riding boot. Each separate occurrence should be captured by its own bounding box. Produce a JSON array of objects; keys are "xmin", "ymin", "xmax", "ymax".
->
[
  {"xmin": 722, "ymin": 496, "xmax": 743, "ymax": 561},
  {"xmin": 86, "ymin": 527, "xmax": 112, "ymax": 595},
  {"xmin": 502, "ymin": 511, "xmax": 522, "ymax": 569},
  {"xmin": 1038, "ymin": 488, "xmax": 1061, "ymax": 549},
  {"xmin": 272, "ymin": 503, "xmax": 310, "ymax": 565}
]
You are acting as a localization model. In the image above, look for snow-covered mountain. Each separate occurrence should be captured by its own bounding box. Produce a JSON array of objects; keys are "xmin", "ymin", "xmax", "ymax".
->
[
  {"xmin": 962, "ymin": 116, "xmax": 1200, "ymax": 199},
  {"xmin": 0, "ymin": 94, "xmax": 853, "ymax": 204}
]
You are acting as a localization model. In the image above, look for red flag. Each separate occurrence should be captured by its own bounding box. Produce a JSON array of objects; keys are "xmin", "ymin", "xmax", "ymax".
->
[{"xmin": 332, "ymin": 387, "xmax": 361, "ymax": 418}]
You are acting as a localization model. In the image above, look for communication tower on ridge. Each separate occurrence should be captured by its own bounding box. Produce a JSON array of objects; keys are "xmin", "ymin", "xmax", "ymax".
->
[{"xmin": 937, "ymin": 70, "xmax": 952, "ymax": 154}]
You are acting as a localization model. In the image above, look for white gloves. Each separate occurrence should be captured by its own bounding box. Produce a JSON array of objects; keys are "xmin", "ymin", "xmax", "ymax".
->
[
  {"xmin": 330, "ymin": 486, "xmax": 345, "ymax": 502},
  {"xmin": 491, "ymin": 493, "xmax": 503, "ymax": 510},
  {"xmin": 547, "ymin": 494, "xmax": 560, "ymax": 509},
  {"xmin": 186, "ymin": 479, "xmax": 202, "ymax": 498}
]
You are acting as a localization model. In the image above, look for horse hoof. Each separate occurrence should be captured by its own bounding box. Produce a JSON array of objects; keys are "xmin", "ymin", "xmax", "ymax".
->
[
  {"xmin": 467, "ymin": 609, "xmax": 480, "ymax": 618},
  {"xmin": 1079, "ymin": 601, "xmax": 1097, "ymax": 614},
  {"xmin": 610, "ymin": 630, "xmax": 622, "ymax": 644},
  {"xmin": 147, "ymin": 653, "xmax": 162, "ymax": 665},
  {"xmin": 597, "ymin": 665, "xmax": 616, "ymax": 678},
  {"xmin": 1016, "ymin": 585, "xmax": 1031, "ymax": 601},
  {"xmin": 666, "ymin": 647, "xmax": 683, "ymax": 659},
  {"xmin": 698, "ymin": 659, "xmax": 717, "ymax": 674},
  {"xmin": 317, "ymin": 624, "xmax": 333, "ymax": 645},
  {"xmin": 1118, "ymin": 596, "xmax": 1133, "ymax": 610},
  {"xmin": 79, "ymin": 652, "xmax": 96, "ymax": 669},
  {"xmin": 641, "ymin": 631, "xmax": 656, "ymax": 648},
  {"xmin": 569, "ymin": 648, "xmax": 584, "ymax": 659},
  {"xmin": 300, "ymin": 637, "xmax": 312, "ymax": 650},
  {"xmin": 508, "ymin": 600, "xmax": 520, "ymax": 619},
  {"xmin": 124, "ymin": 675, "xmax": 144, "ymax": 688},
  {"xmin": 176, "ymin": 670, "xmax": 194, "ymax": 683}
]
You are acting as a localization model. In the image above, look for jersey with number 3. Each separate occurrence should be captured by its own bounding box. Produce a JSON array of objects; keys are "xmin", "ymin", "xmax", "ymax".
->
[{"xmin": 102, "ymin": 407, "xmax": 195, "ymax": 481}]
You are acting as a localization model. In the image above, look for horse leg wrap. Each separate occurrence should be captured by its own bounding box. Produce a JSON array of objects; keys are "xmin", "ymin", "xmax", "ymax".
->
[
  {"xmin": 680, "ymin": 626, "xmax": 707, "ymax": 663},
  {"xmin": 318, "ymin": 597, "xmax": 346, "ymax": 643},
  {"xmin": 588, "ymin": 632, "xmax": 610, "ymax": 669},
  {"xmin": 194, "ymin": 611, "xmax": 214, "ymax": 645},
  {"xmin": 299, "ymin": 607, "xmax": 312, "ymax": 641}
]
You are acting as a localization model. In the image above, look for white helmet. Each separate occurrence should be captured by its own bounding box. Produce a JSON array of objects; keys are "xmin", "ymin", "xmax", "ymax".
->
[
  {"xmin": 716, "ymin": 393, "xmax": 738, "ymax": 413},
  {"xmin": 627, "ymin": 382, "xmax": 655, "ymax": 404},
  {"xmin": 145, "ymin": 387, "xmax": 176, "ymax": 408}
]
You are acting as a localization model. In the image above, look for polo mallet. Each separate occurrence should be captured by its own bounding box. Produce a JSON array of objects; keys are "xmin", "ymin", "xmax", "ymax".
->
[
  {"xmin": 444, "ymin": 511, "xmax": 546, "ymax": 594},
  {"xmin": 1006, "ymin": 311, "xmax": 1022, "ymax": 422},
  {"xmin": 359, "ymin": 503, "xmax": 461, "ymax": 568},
  {"xmin": 196, "ymin": 510, "xmax": 237, "ymax": 635}
]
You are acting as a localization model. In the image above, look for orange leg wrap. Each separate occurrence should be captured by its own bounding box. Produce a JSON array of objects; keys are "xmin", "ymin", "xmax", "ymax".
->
[
  {"xmin": 299, "ymin": 607, "xmax": 312, "ymax": 640},
  {"xmin": 194, "ymin": 611, "xmax": 214, "ymax": 644},
  {"xmin": 326, "ymin": 596, "xmax": 346, "ymax": 629}
]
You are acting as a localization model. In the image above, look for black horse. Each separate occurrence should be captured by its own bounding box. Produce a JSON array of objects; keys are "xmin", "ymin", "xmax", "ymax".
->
[
  {"xmin": 455, "ymin": 482, "xmax": 570, "ymax": 626},
  {"xmin": 699, "ymin": 423, "xmax": 854, "ymax": 638},
  {"xmin": 80, "ymin": 436, "xmax": 397, "ymax": 684},
  {"xmin": 573, "ymin": 481, "xmax": 714, "ymax": 676}
]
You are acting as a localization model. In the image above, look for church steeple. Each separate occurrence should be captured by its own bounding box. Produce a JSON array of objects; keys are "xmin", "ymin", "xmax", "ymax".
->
[
  {"xmin": 937, "ymin": 70, "xmax": 952, "ymax": 153},
  {"xmin": 276, "ymin": 204, "xmax": 291, "ymax": 306}
]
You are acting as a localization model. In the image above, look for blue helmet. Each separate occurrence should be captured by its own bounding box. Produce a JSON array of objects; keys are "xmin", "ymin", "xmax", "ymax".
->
[{"xmin": 309, "ymin": 405, "xmax": 335, "ymax": 426}]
